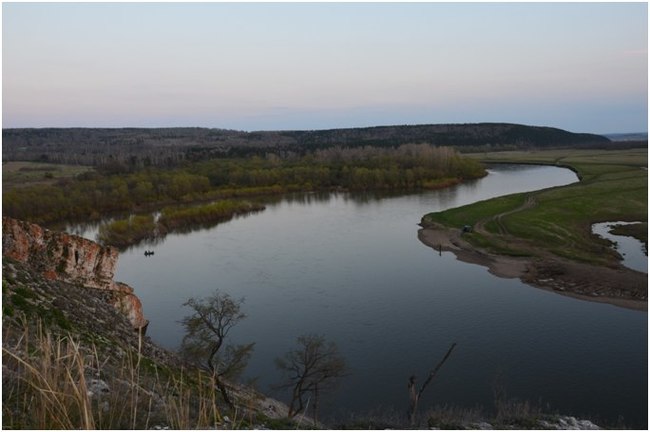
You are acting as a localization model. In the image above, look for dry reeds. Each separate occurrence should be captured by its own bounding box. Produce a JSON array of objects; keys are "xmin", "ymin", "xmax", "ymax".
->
[{"xmin": 2, "ymin": 315, "xmax": 228, "ymax": 429}]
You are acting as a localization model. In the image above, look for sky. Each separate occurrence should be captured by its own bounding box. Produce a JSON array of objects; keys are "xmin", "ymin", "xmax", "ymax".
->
[{"xmin": 2, "ymin": 2, "xmax": 648, "ymax": 134}]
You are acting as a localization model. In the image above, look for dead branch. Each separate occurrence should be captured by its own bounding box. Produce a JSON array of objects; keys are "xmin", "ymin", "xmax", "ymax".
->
[{"xmin": 408, "ymin": 342, "xmax": 457, "ymax": 426}]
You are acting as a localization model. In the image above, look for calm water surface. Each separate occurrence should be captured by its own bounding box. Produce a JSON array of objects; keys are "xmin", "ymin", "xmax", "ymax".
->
[
  {"xmin": 592, "ymin": 222, "xmax": 647, "ymax": 273},
  {"xmin": 108, "ymin": 165, "xmax": 646, "ymax": 427}
]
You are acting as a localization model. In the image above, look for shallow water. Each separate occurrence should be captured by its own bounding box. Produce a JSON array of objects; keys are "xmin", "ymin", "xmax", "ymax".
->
[
  {"xmin": 97, "ymin": 165, "xmax": 646, "ymax": 427},
  {"xmin": 592, "ymin": 222, "xmax": 647, "ymax": 273}
]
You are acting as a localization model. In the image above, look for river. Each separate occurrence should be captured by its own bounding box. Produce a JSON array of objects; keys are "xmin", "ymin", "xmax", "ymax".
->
[{"xmin": 89, "ymin": 164, "xmax": 647, "ymax": 427}]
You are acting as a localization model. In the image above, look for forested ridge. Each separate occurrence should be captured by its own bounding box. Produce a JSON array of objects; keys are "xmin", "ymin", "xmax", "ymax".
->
[{"xmin": 2, "ymin": 123, "xmax": 611, "ymax": 169}]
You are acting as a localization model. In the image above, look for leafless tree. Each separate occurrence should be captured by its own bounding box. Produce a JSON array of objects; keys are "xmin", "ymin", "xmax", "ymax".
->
[
  {"xmin": 179, "ymin": 291, "xmax": 254, "ymax": 408},
  {"xmin": 275, "ymin": 334, "xmax": 346, "ymax": 422}
]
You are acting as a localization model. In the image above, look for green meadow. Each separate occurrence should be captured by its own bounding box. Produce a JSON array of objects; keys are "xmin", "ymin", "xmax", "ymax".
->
[
  {"xmin": 2, "ymin": 161, "xmax": 92, "ymax": 190},
  {"xmin": 422, "ymin": 149, "xmax": 648, "ymax": 265}
]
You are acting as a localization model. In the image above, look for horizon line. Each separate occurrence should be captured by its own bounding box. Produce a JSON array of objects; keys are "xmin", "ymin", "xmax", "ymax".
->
[{"xmin": 3, "ymin": 122, "xmax": 644, "ymax": 136}]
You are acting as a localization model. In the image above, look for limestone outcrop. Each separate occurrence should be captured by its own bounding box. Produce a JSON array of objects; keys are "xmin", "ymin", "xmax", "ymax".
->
[{"xmin": 2, "ymin": 217, "xmax": 148, "ymax": 331}]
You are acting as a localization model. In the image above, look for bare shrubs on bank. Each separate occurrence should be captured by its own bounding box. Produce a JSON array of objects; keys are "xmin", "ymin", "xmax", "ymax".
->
[{"xmin": 274, "ymin": 334, "xmax": 347, "ymax": 423}]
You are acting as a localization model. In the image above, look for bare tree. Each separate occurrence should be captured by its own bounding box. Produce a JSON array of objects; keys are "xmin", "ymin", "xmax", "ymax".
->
[
  {"xmin": 180, "ymin": 291, "xmax": 254, "ymax": 408},
  {"xmin": 275, "ymin": 334, "xmax": 346, "ymax": 422},
  {"xmin": 408, "ymin": 342, "xmax": 457, "ymax": 426}
]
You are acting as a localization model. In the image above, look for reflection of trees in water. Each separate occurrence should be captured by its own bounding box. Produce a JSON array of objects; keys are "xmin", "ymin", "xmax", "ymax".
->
[
  {"xmin": 281, "ymin": 191, "xmax": 335, "ymax": 205},
  {"xmin": 73, "ymin": 185, "xmax": 468, "ymax": 253},
  {"xmin": 346, "ymin": 190, "xmax": 408, "ymax": 205},
  {"xmin": 163, "ymin": 207, "xmax": 265, "ymax": 236},
  {"xmin": 281, "ymin": 190, "xmax": 427, "ymax": 207},
  {"xmin": 64, "ymin": 222, "xmax": 101, "ymax": 238},
  {"xmin": 116, "ymin": 207, "xmax": 266, "ymax": 252},
  {"xmin": 78, "ymin": 189, "xmax": 446, "ymax": 252},
  {"xmin": 121, "ymin": 233, "xmax": 167, "ymax": 253}
]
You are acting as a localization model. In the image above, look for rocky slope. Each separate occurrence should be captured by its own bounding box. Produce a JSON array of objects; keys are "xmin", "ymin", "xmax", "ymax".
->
[
  {"xmin": 3, "ymin": 216, "xmax": 148, "ymax": 330},
  {"xmin": 2, "ymin": 217, "xmax": 296, "ymax": 429}
]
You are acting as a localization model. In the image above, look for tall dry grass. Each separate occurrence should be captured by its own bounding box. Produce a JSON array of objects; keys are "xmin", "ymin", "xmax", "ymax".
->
[{"xmin": 2, "ymin": 315, "xmax": 230, "ymax": 429}]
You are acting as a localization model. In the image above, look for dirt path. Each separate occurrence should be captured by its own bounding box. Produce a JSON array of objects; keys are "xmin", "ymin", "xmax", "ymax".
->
[{"xmin": 473, "ymin": 193, "xmax": 537, "ymax": 237}]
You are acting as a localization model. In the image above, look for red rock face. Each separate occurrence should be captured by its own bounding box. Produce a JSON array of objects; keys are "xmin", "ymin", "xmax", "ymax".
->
[
  {"xmin": 112, "ymin": 282, "xmax": 149, "ymax": 330},
  {"xmin": 3, "ymin": 217, "xmax": 148, "ymax": 331}
]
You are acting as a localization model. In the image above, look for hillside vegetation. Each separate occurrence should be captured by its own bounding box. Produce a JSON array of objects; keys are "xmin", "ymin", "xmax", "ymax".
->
[{"xmin": 2, "ymin": 123, "xmax": 611, "ymax": 169}]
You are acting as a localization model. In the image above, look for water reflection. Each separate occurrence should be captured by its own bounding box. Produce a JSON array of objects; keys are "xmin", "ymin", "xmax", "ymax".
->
[
  {"xmin": 119, "ymin": 234, "xmax": 167, "ymax": 253},
  {"xmin": 592, "ymin": 221, "xmax": 648, "ymax": 273},
  {"xmin": 278, "ymin": 191, "xmax": 335, "ymax": 205}
]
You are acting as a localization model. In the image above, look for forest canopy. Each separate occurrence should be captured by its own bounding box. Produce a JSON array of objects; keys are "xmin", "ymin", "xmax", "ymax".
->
[
  {"xmin": 2, "ymin": 123, "xmax": 612, "ymax": 169},
  {"xmin": 3, "ymin": 144, "xmax": 485, "ymax": 226}
]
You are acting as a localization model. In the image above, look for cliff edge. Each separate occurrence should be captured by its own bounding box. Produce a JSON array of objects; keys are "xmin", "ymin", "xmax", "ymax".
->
[
  {"xmin": 2, "ymin": 217, "xmax": 298, "ymax": 429},
  {"xmin": 2, "ymin": 216, "xmax": 148, "ymax": 330}
]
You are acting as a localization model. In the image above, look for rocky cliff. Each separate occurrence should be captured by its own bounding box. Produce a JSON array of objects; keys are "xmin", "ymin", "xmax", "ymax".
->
[
  {"xmin": 2, "ymin": 216, "xmax": 148, "ymax": 330},
  {"xmin": 2, "ymin": 217, "xmax": 299, "ymax": 430}
]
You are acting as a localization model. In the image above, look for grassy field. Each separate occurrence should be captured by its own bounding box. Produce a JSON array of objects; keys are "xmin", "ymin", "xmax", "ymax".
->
[
  {"xmin": 2, "ymin": 161, "xmax": 92, "ymax": 190},
  {"xmin": 422, "ymin": 148, "xmax": 648, "ymax": 266},
  {"xmin": 468, "ymin": 148, "xmax": 648, "ymax": 168}
]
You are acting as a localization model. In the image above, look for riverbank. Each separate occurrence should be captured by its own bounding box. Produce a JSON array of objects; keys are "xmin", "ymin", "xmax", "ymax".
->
[
  {"xmin": 419, "ymin": 148, "xmax": 648, "ymax": 310},
  {"xmin": 418, "ymin": 224, "xmax": 647, "ymax": 311}
]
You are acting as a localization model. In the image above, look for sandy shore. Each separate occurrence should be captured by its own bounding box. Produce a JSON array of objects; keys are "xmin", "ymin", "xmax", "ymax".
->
[{"xmin": 418, "ymin": 225, "xmax": 648, "ymax": 311}]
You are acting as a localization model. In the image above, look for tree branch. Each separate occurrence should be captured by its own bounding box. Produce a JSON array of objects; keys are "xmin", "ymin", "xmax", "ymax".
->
[{"xmin": 418, "ymin": 342, "xmax": 457, "ymax": 398}]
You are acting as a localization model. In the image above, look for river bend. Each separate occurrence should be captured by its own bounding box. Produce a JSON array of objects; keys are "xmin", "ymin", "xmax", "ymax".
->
[{"xmin": 105, "ymin": 165, "xmax": 647, "ymax": 427}]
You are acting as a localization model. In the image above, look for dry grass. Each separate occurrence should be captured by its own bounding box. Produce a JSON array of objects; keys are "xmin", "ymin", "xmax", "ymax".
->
[
  {"xmin": 2, "ymin": 315, "xmax": 230, "ymax": 430},
  {"xmin": 425, "ymin": 404, "xmax": 486, "ymax": 429}
]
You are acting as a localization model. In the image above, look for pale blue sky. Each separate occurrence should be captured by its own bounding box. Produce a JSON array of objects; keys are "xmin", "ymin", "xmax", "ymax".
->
[{"xmin": 3, "ymin": 2, "xmax": 648, "ymax": 133}]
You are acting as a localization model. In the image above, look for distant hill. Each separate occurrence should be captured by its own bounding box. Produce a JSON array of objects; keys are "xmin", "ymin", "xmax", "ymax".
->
[
  {"xmin": 276, "ymin": 123, "xmax": 609, "ymax": 150},
  {"xmin": 604, "ymin": 132, "xmax": 648, "ymax": 142},
  {"xmin": 2, "ymin": 123, "xmax": 611, "ymax": 167}
]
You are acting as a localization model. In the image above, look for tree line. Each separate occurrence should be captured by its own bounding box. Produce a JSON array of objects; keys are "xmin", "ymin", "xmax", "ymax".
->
[
  {"xmin": 3, "ymin": 144, "xmax": 486, "ymax": 226},
  {"xmin": 3, "ymin": 124, "xmax": 611, "ymax": 169},
  {"xmin": 192, "ymin": 144, "xmax": 485, "ymax": 190}
]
